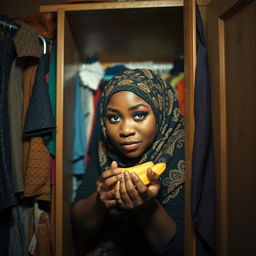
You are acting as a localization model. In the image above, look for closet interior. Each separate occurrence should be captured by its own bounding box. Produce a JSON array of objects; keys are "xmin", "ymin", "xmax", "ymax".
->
[
  {"xmin": 39, "ymin": 1, "xmax": 190, "ymax": 255},
  {"xmin": 0, "ymin": 1, "xmax": 197, "ymax": 255}
]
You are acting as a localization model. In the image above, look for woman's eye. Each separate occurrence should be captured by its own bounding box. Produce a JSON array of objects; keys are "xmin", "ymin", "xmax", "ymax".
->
[
  {"xmin": 107, "ymin": 114, "xmax": 121, "ymax": 123},
  {"xmin": 133, "ymin": 112, "xmax": 148, "ymax": 121}
]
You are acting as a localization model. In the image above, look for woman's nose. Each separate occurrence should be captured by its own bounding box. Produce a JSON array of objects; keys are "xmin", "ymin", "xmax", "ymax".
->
[{"xmin": 120, "ymin": 120, "xmax": 135, "ymax": 137}]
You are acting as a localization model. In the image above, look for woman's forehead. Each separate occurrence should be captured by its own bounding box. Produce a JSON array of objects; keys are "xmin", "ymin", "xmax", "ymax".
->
[{"xmin": 107, "ymin": 90, "xmax": 151, "ymax": 109}]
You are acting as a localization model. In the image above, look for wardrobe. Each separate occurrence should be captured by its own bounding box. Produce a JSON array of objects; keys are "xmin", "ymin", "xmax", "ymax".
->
[{"xmin": 37, "ymin": 0, "xmax": 256, "ymax": 256}]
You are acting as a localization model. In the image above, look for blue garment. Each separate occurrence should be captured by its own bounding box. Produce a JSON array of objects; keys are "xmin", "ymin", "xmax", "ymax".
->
[
  {"xmin": 192, "ymin": 6, "xmax": 216, "ymax": 256},
  {"xmin": 103, "ymin": 64, "xmax": 128, "ymax": 81},
  {"xmin": 23, "ymin": 51, "xmax": 56, "ymax": 142},
  {"xmin": 72, "ymin": 75, "xmax": 86, "ymax": 175}
]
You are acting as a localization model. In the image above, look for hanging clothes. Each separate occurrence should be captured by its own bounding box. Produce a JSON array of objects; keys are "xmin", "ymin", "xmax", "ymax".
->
[
  {"xmin": 28, "ymin": 202, "xmax": 52, "ymax": 256},
  {"xmin": 0, "ymin": 14, "xmax": 18, "ymax": 210},
  {"xmin": 73, "ymin": 75, "xmax": 87, "ymax": 175},
  {"xmin": 23, "ymin": 52, "xmax": 55, "ymax": 139},
  {"xmin": 19, "ymin": 13, "xmax": 56, "ymax": 202},
  {"xmin": 8, "ymin": 204, "xmax": 31, "ymax": 256},
  {"xmin": 72, "ymin": 59, "xmax": 104, "ymax": 175},
  {"xmin": 167, "ymin": 57, "xmax": 185, "ymax": 116},
  {"xmin": 192, "ymin": 6, "xmax": 216, "ymax": 256},
  {"xmin": 46, "ymin": 44, "xmax": 57, "ymax": 157},
  {"xmin": 0, "ymin": 13, "xmax": 18, "ymax": 256},
  {"xmin": 8, "ymin": 20, "xmax": 42, "ymax": 194},
  {"xmin": 0, "ymin": 12, "xmax": 56, "ymax": 256}
]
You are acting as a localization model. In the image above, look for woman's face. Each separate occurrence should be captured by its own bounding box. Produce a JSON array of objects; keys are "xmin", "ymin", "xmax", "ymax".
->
[{"xmin": 105, "ymin": 91, "xmax": 157, "ymax": 159}]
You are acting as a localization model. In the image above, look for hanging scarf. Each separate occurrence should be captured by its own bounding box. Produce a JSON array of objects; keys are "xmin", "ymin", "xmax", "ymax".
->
[{"xmin": 99, "ymin": 69, "xmax": 185, "ymax": 203}]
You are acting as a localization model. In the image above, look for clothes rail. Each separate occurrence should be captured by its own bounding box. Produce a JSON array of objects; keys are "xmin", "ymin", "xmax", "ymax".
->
[
  {"xmin": 108, "ymin": 61, "xmax": 174, "ymax": 77},
  {"xmin": 0, "ymin": 19, "xmax": 53, "ymax": 54}
]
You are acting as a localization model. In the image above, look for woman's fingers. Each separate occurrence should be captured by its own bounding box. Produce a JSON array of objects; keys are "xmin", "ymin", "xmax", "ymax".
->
[
  {"xmin": 130, "ymin": 172, "xmax": 150, "ymax": 200},
  {"xmin": 114, "ymin": 169, "xmax": 160, "ymax": 209},
  {"xmin": 102, "ymin": 174, "xmax": 121, "ymax": 190},
  {"xmin": 114, "ymin": 180, "xmax": 123, "ymax": 206},
  {"xmin": 147, "ymin": 168, "xmax": 161, "ymax": 196},
  {"xmin": 116, "ymin": 172, "xmax": 143, "ymax": 208},
  {"xmin": 100, "ymin": 161, "xmax": 121, "ymax": 181},
  {"xmin": 119, "ymin": 172, "xmax": 133, "ymax": 207},
  {"xmin": 110, "ymin": 160, "xmax": 118, "ymax": 169},
  {"xmin": 97, "ymin": 186, "xmax": 118, "ymax": 209},
  {"xmin": 147, "ymin": 168, "xmax": 160, "ymax": 184},
  {"xmin": 124, "ymin": 171, "xmax": 143, "ymax": 206},
  {"xmin": 98, "ymin": 161, "xmax": 121, "ymax": 191},
  {"xmin": 105, "ymin": 199, "xmax": 117, "ymax": 209}
]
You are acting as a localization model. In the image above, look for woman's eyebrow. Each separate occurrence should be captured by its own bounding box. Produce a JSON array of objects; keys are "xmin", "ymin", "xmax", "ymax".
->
[
  {"xmin": 129, "ymin": 104, "xmax": 149, "ymax": 111},
  {"xmin": 106, "ymin": 104, "xmax": 149, "ymax": 113},
  {"xmin": 106, "ymin": 107, "xmax": 119, "ymax": 113}
]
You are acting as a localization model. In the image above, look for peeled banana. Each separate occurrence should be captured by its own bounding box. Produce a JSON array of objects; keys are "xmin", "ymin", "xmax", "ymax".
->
[{"xmin": 121, "ymin": 161, "xmax": 166, "ymax": 185}]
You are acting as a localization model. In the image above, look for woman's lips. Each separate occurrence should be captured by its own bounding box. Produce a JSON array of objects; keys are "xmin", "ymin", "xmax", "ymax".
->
[{"xmin": 121, "ymin": 142, "xmax": 141, "ymax": 151}]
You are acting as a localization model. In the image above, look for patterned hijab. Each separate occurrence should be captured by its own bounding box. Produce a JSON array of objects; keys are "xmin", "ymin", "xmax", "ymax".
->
[{"xmin": 99, "ymin": 69, "xmax": 185, "ymax": 202}]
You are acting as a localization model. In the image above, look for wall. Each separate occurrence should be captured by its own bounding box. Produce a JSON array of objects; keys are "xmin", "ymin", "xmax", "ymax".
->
[{"xmin": 1, "ymin": 0, "xmax": 64, "ymax": 18}]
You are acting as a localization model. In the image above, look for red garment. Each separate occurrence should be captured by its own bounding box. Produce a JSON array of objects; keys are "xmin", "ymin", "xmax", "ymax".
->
[{"xmin": 175, "ymin": 78, "xmax": 185, "ymax": 116}]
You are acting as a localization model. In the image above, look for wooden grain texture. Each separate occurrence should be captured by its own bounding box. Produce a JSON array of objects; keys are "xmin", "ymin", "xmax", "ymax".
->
[
  {"xmin": 207, "ymin": 0, "xmax": 256, "ymax": 255},
  {"xmin": 184, "ymin": 0, "xmax": 196, "ymax": 255},
  {"xmin": 40, "ymin": 0, "xmax": 184, "ymax": 12},
  {"xmin": 39, "ymin": 1, "xmax": 205, "ymax": 255},
  {"xmin": 55, "ymin": 9, "xmax": 65, "ymax": 256}
]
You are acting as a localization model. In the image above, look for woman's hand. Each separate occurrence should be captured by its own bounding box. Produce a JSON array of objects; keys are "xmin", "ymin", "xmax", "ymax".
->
[
  {"xmin": 96, "ymin": 161, "xmax": 121, "ymax": 210},
  {"xmin": 114, "ymin": 168, "xmax": 161, "ymax": 210}
]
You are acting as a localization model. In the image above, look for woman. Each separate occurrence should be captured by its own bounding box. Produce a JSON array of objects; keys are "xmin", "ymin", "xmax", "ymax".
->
[{"xmin": 72, "ymin": 69, "xmax": 185, "ymax": 255}]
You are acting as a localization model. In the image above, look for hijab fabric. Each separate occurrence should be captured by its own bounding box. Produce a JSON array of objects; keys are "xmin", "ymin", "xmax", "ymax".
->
[{"xmin": 99, "ymin": 69, "xmax": 185, "ymax": 203}]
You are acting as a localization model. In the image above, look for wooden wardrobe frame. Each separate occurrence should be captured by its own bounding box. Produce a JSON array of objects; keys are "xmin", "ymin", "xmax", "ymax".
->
[{"xmin": 40, "ymin": 1, "xmax": 200, "ymax": 255}]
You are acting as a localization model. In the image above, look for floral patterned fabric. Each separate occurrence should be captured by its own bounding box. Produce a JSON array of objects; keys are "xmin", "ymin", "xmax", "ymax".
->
[
  {"xmin": 75, "ymin": 68, "xmax": 185, "ymax": 255},
  {"xmin": 99, "ymin": 68, "xmax": 185, "ymax": 204}
]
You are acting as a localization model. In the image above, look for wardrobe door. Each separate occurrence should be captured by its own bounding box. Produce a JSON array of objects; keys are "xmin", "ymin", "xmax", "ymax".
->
[
  {"xmin": 184, "ymin": 0, "xmax": 196, "ymax": 255},
  {"xmin": 207, "ymin": 0, "xmax": 256, "ymax": 255},
  {"xmin": 54, "ymin": 9, "xmax": 82, "ymax": 256}
]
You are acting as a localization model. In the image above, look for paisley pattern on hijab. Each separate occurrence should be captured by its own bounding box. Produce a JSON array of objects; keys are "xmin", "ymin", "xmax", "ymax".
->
[{"xmin": 99, "ymin": 69, "xmax": 185, "ymax": 203}]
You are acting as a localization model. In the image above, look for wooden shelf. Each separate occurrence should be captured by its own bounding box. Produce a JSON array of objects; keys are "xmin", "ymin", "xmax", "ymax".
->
[{"xmin": 40, "ymin": 0, "xmax": 184, "ymax": 12}]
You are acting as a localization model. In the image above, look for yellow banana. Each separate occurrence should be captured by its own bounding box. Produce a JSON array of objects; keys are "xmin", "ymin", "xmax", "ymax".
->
[
  {"xmin": 120, "ymin": 161, "xmax": 166, "ymax": 185},
  {"xmin": 121, "ymin": 161, "xmax": 154, "ymax": 175}
]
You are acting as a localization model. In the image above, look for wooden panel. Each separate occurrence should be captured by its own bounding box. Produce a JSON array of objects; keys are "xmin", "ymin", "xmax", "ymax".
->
[
  {"xmin": 224, "ymin": 1, "xmax": 256, "ymax": 255},
  {"xmin": 40, "ymin": 0, "xmax": 184, "ymax": 12},
  {"xmin": 40, "ymin": 1, "xmax": 184, "ymax": 62},
  {"xmin": 55, "ymin": 9, "xmax": 82, "ymax": 256},
  {"xmin": 184, "ymin": 0, "xmax": 196, "ymax": 255},
  {"xmin": 55, "ymin": 9, "xmax": 65, "ymax": 256},
  {"xmin": 62, "ymin": 13, "xmax": 82, "ymax": 256},
  {"xmin": 206, "ymin": 6, "xmax": 226, "ymax": 256},
  {"xmin": 66, "ymin": 7, "xmax": 184, "ymax": 62},
  {"xmin": 207, "ymin": 0, "xmax": 256, "ymax": 255}
]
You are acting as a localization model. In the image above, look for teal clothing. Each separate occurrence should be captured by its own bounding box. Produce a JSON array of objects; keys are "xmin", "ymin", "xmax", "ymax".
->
[
  {"xmin": 47, "ymin": 43, "xmax": 56, "ymax": 156},
  {"xmin": 73, "ymin": 75, "xmax": 86, "ymax": 175}
]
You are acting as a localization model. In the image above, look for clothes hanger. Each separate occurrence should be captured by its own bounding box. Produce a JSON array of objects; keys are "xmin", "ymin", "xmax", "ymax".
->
[
  {"xmin": 0, "ymin": 20, "xmax": 18, "ymax": 30},
  {"xmin": 38, "ymin": 34, "xmax": 47, "ymax": 55},
  {"xmin": 0, "ymin": 19, "xmax": 47, "ymax": 54}
]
